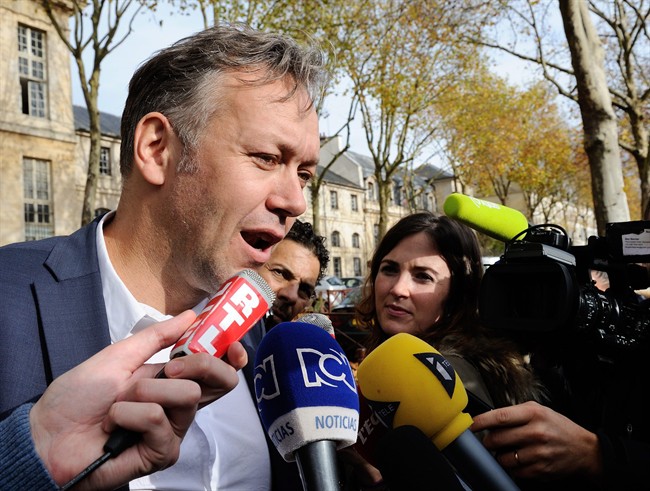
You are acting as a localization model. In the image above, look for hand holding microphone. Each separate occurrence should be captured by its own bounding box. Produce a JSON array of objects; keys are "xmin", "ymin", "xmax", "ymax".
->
[
  {"xmin": 357, "ymin": 333, "xmax": 521, "ymax": 491},
  {"xmin": 62, "ymin": 269, "xmax": 275, "ymax": 489},
  {"xmin": 254, "ymin": 321, "xmax": 359, "ymax": 491},
  {"xmin": 29, "ymin": 311, "xmax": 219, "ymax": 491}
]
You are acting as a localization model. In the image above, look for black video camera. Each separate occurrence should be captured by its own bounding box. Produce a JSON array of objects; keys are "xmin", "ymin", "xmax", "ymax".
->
[{"xmin": 479, "ymin": 220, "xmax": 650, "ymax": 356}]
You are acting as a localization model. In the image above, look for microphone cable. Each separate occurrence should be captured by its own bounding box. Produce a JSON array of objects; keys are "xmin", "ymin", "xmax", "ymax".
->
[{"xmin": 60, "ymin": 427, "xmax": 141, "ymax": 490}]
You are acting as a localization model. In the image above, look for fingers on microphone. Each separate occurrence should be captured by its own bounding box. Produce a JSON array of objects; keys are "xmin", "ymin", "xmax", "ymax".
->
[
  {"xmin": 224, "ymin": 341, "xmax": 248, "ymax": 370},
  {"xmin": 165, "ymin": 352, "xmax": 241, "ymax": 406}
]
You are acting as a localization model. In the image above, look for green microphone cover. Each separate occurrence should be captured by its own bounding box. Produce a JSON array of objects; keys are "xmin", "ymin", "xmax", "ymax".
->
[{"xmin": 443, "ymin": 193, "xmax": 529, "ymax": 242}]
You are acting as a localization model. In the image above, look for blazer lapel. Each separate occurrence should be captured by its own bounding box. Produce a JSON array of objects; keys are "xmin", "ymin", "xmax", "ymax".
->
[{"xmin": 35, "ymin": 221, "xmax": 111, "ymax": 380}]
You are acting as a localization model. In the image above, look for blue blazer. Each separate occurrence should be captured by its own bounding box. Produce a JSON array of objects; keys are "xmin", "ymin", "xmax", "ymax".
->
[{"xmin": 0, "ymin": 220, "xmax": 110, "ymax": 417}]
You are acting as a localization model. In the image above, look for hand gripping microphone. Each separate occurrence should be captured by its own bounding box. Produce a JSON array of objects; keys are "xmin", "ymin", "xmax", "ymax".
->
[
  {"xmin": 107, "ymin": 269, "xmax": 275, "ymax": 449},
  {"xmin": 61, "ymin": 269, "xmax": 275, "ymax": 491},
  {"xmin": 357, "ymin": 333, "xmax": 520, "ymax": 491},
  {"xmin": 254, "ymin": 321, "xmax": 359, "ymax": 491},
  {"xmin": 444, "ymin": 192, "xmax": 530, "ymax": 242}
]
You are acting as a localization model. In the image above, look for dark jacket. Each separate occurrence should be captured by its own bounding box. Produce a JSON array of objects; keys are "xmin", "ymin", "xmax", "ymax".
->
[
  {"xmin": 522, "ymin": 347, "xmax": 650, "ymax": 491},
  {"xmin": 0, "ymin": 220, "xmax": 110, "ymax": 417}
]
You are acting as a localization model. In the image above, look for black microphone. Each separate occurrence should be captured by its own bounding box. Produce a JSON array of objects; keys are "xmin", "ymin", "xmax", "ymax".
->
[
  {"xmin": 377, "ymin": 425, "xmax": 466, "ymax": 491},
  {"xmin": 254, "ymin": 321, "xmax": 359, "ymax": 491}
]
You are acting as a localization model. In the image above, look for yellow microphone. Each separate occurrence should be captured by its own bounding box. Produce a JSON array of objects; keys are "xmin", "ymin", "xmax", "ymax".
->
[
  {"xmin": 357, "ymin": 333, "xmax": 520, "ymax": 491},
  {"xmin": 357, "ymin": 333, "xmax": 471, "ymax": 450}
]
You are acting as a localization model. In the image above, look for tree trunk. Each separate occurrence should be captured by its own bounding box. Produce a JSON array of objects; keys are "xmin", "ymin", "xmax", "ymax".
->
[
  {"xmin": 80, "ymin": 71, "xmax": 101, "ymax": 226},
  {"xmin": 378, "ymin": 177, "xmax": 391, "ymax": 238},
  {"xmin": 559, "ymin": 0, "xmax": 629, "ymax": 234}
]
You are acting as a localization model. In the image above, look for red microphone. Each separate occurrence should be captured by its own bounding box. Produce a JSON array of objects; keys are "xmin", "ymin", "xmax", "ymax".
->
[{"xmin": 170, "ymin": 269, "xmax": 276, "ymax": 359}]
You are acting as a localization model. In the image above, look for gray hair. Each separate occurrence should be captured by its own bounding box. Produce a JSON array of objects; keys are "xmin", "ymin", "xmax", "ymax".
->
[{"xmin": 119, "ymin": 23, "xmax": 329, "ymax": 176}]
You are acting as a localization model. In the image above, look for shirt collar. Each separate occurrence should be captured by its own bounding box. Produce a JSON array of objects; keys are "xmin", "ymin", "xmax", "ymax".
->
[{"xmin": 96, "ymin": 212, "xmax": 169, "ymax": 343}]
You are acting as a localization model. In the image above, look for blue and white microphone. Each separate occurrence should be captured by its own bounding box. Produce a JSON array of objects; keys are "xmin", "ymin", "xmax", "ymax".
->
[{"xmin": 254, "ymin": 321, "xmax": 359, "ymax": 491}]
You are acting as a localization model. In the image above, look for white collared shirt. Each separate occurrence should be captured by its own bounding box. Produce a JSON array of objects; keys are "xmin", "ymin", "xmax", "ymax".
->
[{"xmin": 96, "ymin": 213, "xmax": 271, "ymax": 490}]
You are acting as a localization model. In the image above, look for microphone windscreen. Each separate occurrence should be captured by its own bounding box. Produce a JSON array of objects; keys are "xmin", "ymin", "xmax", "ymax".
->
[
  {"xmin": 294, "ymin": 312, "xmax": 335, "ymax": 337},
  {"xmin": 444, "ymin": 192, "xmax": 529, "ymax": 242},
  {"xmin": 377, "ymin": 425, "xmax": 465, "ymax": 491},
  {"xmin": 357, "ymin": 333, "xmax": 472, "ymax": 450},
  {"xmin": 254, "ymin": 322, "xmax": 359, "ymax": 462}
]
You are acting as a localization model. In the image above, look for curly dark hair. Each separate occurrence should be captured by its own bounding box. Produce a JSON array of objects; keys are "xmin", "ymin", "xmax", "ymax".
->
[{"xmin": 285, "ymin": 220, "xmax": 329, "ymax": 282}]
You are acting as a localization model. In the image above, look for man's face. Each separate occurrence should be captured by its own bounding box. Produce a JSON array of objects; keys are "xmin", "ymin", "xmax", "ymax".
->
[
  {"xmin": 161, "ymin": 74, "xmax": 320, "ymax": 294},
  {"xmin": 258, "ymin": 239, "xmax": 321, "ymax": 328}
]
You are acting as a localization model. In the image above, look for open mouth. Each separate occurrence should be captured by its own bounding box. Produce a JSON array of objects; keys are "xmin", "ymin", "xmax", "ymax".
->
[{"xmin": 241, "ymin": 231, "xmax": 276, "ymax": 251}]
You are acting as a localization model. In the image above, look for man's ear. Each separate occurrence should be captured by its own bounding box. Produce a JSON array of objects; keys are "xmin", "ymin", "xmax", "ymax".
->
[{"xmin": 133, "ymin": 112, "xmax": 179, "ymax": 186}]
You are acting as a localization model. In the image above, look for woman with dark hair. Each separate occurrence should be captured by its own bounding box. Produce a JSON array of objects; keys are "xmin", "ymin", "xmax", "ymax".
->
[
  {"xmin": 341, "ymin": 212, "xmax": 546, "ymax": 490},
  {"xmin": 356, "ymin": 211, "xmax": 544, "ymax": 410}
]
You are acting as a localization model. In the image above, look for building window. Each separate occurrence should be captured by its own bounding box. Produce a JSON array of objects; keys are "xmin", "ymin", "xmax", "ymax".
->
[
  {"xmin": 330, "ymin": 190, "xmax": 338, "ymax": 209},
  {"xmin": 351, "ymin": 194, "xmax": 358, "ymax": 212},
  {"xmin": 423, "ymin": 192, "xmax": 431, "ymax": 211},
  {"xmin": 353, "ymin": 257, "xmax": 362, "ymax": 276},
  {"xmin": 333, "ymin": 257, "xmax": 342, "ymax": 277},
  {"xmin": 373, "ymin": 224, "xmax": 379, "ymax": 245},
  {"xmin": 366, "ymin": 181, "xmax": 376, "ymax": 201},
  {"xmin": 331, "ymin": 231, "xmax": 341, "ymax": 247},
  {"xmin": 23, "ymin": 158, "xmax": 53, "ymax": 240},
  {"xmin": 18, "ymin": 25, "xmax": 47, "ymax": 118},
  {"xmin": 352, "ymin": 233, "xmax": 360, "ymax": 248},
  {"xmin": 99, "ymin": 147, "xmax": 111, "ymax": 175},
  {"xmin": 393, "ymin": 183, "xmax": 402, "ymax": 205}
]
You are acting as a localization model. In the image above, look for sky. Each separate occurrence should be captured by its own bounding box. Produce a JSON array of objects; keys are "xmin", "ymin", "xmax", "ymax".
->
[{"xmin": 71, "ymin": 3, "xmax": 539, "ymax": 157}]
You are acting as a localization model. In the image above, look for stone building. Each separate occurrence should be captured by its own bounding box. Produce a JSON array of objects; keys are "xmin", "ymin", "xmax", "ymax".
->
[
  {"xmin": 0, "ymin": 0, "xmax": 122, "ymax": 245},
  {"xmin": 305, "ymin": 136, "xmax": 456, "ymax": 278}
]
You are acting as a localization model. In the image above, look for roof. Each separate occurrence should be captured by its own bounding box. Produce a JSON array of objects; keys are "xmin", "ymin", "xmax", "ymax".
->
[
  {"xmin": 415, "ymin": 163, "xmax": 453, "ymax": 180},
  {"xmin": 73, "ymin": 105, "xmax": 121, "ymax": 138},
  {"xmin": 317, "ymin": 165, "xmax": 362, "ymax": 189},
  {"xmin": 346, "ymin": 150, "xmax": 375, "ymax": 178}
]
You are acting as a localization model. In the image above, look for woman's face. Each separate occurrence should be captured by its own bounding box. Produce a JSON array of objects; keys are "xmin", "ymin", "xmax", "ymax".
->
[{"xmin": 374, "ymin": 231, "xmax": 451, "ymax": 337}]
